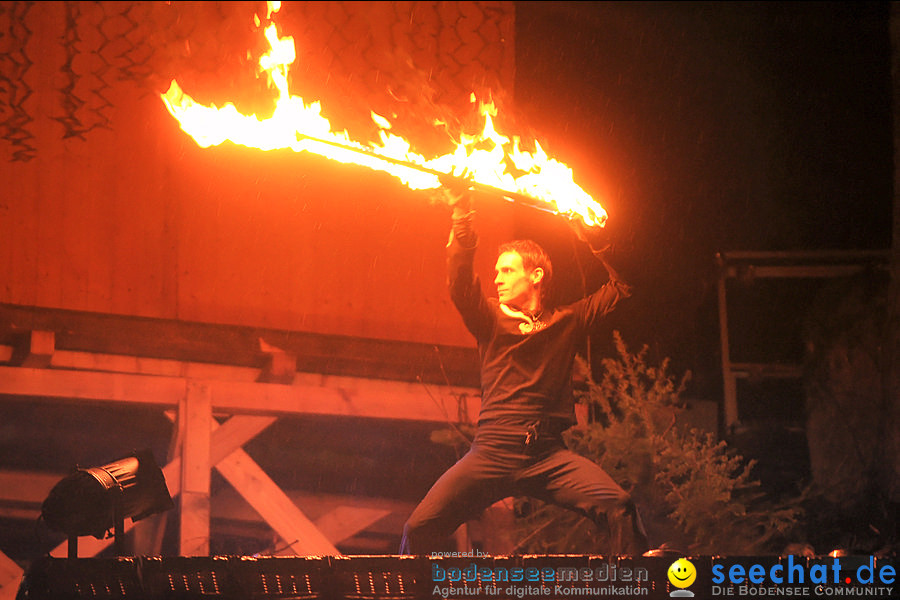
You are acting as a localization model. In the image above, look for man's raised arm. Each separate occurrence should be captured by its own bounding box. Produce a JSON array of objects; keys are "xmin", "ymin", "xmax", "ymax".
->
[{"xmin": 568, "ymin": 217, "xmax": 632, "ymax": 294}]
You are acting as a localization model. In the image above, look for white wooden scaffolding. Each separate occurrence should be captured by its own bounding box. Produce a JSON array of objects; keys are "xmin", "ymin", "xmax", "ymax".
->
[{"xmin": 0, "ymin": 337, "xmax": 480, "ymax": 598}]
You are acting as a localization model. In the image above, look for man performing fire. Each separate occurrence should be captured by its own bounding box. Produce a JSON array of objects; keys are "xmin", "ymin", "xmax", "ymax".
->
[{"xmin": 400, "ymin": 183, "xmax": 650, "ymax": 556}]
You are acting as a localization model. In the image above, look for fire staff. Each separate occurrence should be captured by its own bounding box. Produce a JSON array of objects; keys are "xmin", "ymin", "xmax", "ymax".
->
[{"xmin": 400, "ymin": 184, "xmax": 649, "ymax": 555}]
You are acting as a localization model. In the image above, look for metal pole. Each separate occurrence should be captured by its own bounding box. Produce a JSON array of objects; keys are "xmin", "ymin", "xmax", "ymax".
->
[
  {"xmin": 716, "ymin": 253, "xmax": 739, "ymax": 435},
  {"xmin": 295, "ymin": 133, "xmax": 566, "ymax": 218}
]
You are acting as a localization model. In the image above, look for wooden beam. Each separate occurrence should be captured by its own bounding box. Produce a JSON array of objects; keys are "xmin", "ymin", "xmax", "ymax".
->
[
  {"xmin": 0, "ymin": 549, "xmax": 23, "ymax": 600},
  {"xmin": 45, "ymin": 347, "xmax": 262, "ymax": 381},
  {"xmin": 211, "ymin": 490, "xmax": 407, "ymax": 554},
  {"xmin": 257, "ymin": 338, "xmax": 296, "ymax": 384},
  {"xmin": 718, "ymin": 249, "xmax": 889, "ymax": 262},
  {"xmin": 312, "ymin": 506, "xmax": 392, "ymax": 545},
  {"xmin": 0, "ymin": 507, "xmax": 39, "ymax": 521},
  {"xmin": 0, "ymin": 303, "xmax": 481, "ymax": 388},
  {"xmin": 164, "ymin": 412, "xmax": 339, "ymax": 556},
  {"xmin": 10, "ymin": 331, "xmax": 54, "ymax": 368},
  {"xmin": 0, "ymin": 366, "xmax": 480, "ymax": 422},
  {"xmin": 163, "ymin": 415, "xmax": 279, "ymax": 498},
  {"xmin": 0, "ymin": 470, "xmax": 59, "ymax": 503},
  {"xmin": 179, "ymin": 382, "xmax": 212, "ymax": 556},
  {"xmin": 717, "ymin": 256, "xmax": 738, "ymax": 430},
  {"xmin": 207, "ymin": 375, "xmax": 480, "ymax": 422},
  {"xmin": 724, "ymin": 264, "xmax": 881, "ymax": 279},
  {"xmin": 0, "ymin": 367, "xmax": 184, "ymax": 406},
  {"xmin": 211, "ymin": 489, "xmax": 412, "ymax": 535},
  {"xmin": 257, "ymin": 350, "xmax": 297, "ymax": 384},
  {"xmin": 214, "ymin": 445, "xmax": 339, "ymax": 555},
  {"xmin": 729, "ymin": 362, "xmax": 804, "ymax": 378}
]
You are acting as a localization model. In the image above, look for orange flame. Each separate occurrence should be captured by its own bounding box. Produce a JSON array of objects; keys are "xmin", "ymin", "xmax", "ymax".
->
[{"xmin": 161, "ymin": 3, "xmax": 607, "ymax": 227}]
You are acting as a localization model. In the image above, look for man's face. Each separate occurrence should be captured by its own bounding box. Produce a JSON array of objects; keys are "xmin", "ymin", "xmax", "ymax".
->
[{"xmin": 494, "ymin": 251, "xmax": 539, "ymax": 309}]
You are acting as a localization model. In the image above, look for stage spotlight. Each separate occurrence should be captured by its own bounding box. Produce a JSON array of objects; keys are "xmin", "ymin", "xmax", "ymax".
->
[{"xmin": 41, "ymin": 449, "xmax": 174, "ymax": 555}]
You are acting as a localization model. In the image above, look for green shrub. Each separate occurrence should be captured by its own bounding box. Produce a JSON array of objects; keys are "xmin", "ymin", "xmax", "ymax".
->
[{"xmin": 512, "ymin": 331, "xmax": 802, "ymax": 555}]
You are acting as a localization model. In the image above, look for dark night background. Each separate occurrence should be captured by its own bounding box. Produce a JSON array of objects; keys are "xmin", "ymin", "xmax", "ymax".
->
[{"xmin": 511, "ymin": 1, "xmax": 892, "ymax": 406}]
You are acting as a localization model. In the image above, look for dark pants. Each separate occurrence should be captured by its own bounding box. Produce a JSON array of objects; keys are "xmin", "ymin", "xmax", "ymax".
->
[{"xmin": 400, "ymin": 424, "xmax": 648, "ymax": 555}]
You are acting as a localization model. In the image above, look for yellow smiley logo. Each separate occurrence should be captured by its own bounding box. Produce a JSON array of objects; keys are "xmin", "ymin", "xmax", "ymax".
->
[{"xmin": 667, "ymin": 558, "xmax": 697, "ymax": 589}]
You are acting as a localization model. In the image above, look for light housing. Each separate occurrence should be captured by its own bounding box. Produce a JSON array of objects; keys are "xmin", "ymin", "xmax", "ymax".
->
[{"xmin": 41, "ymin": 449, "xmax": 174, "ymax": 541}]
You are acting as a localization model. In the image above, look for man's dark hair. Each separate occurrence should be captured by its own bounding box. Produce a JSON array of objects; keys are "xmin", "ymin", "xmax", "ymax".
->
[{"xmin": 498, "ymin": 239, "xmax": 553, "ymax": 292}]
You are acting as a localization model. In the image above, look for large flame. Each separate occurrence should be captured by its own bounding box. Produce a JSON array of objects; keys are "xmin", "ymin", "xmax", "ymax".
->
[{"xmin": 161, "ymin": 3, "xmax": 607, "ymax": 227}]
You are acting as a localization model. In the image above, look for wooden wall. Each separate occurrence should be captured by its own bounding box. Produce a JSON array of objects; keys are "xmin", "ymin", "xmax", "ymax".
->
[{"xmin": 0, "ymin": 1, "xmax": 517, "ymax": 349}]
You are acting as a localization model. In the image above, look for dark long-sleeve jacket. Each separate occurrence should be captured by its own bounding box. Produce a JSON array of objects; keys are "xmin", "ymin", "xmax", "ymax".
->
[{"xmin": 447, "ymin": 212, "xmax": 632, "ymax": 427}]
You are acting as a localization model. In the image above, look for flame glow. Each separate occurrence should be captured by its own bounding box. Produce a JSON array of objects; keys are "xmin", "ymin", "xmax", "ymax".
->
[{"xmin": 161, "ymin": 4, "xmax": 607, "ymax": 227}]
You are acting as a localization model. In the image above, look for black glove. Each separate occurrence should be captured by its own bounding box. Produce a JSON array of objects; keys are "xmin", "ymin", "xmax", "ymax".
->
[
  {"xmin": 439, "ymin": 170, "xmax": 475, "ymax": 218},
  {"xmin": 569, "ymin": 216, "xmax": 611, "ymax": 255}
]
